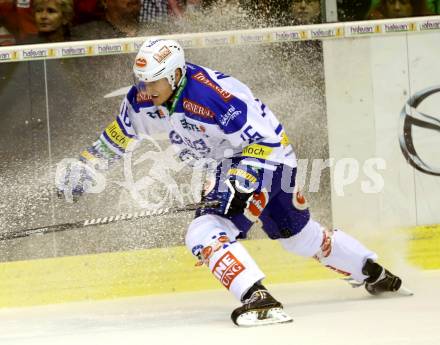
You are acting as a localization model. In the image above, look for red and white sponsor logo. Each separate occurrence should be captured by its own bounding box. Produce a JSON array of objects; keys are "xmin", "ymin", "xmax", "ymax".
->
[
  {"xmin": 196, "ymin": 235, "xmax": 231, "ymax": 267},
  {"xmin": 212, "ymin": 251, "xmax": 245, "ymax": 289},
  {"xmin": 202, "ymin": 246, "xmax": 213, "ymax": 260},
  {"xmin": 153, "ymin": 46, "xmax": 172, "ymax": 63},
  {"xmin": 135, "ymin": 57, "xmax": 147, "ymax": 68},
  {"xmin": 320, "ymin": 229, "xmax": 333, "ymax": 258},
  {"xmin": 292, "ymin": 186, "xmax": 308, "ymax": 211},
  {"xmin": 248, "ymin": 190, "xmax": 268, "ymax": 217},
  {"xmin": 136, "ymin": 91, "xmax": 152, "ymax": 103},
  {"xmin": 192, "ymin": 72, "xmax": 233, "ymax": 102},
  {"xmin": 218, "ymin": 235, "xmax": 229, "ymax": 243},
  {"xmin": 183, "ymin": 98, "xmax": 215, "ymax": 119}
]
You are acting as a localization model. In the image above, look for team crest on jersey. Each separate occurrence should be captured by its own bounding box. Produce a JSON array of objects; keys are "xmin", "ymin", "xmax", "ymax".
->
[
  {"xmin": 292, "ymin": 186, "xmax": 308, "ymax": 210},
  {"xmin": 192, "ymin": 72, "xmax": 233, "ymax": 102}
]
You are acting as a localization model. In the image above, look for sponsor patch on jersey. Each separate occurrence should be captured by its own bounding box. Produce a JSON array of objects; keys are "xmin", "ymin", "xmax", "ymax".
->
[
  {"xmin": 135, "ymin": 57, "xmax": 147, "ymax": 68},
  {"xmin": 192, "ymin": 72, "xmax": 233, "ymax": 102},
  {"xmin": 183, "ymin": 98, "xmax": 215, "ymax": 119},
  {"xmin": 219, "ymin": 105, "xmax": 242, "ymax": 127},
  {"xmin": 104, "ymin": 120, "xmax": 134, "ymax": 150},
  {"xmin": 242, "ymin": 144, "xmax": 273, "ymax": 159},
  {"xmin": 180, "ymin": 118, "xmax": 204, "ymax": 132},
  {"xmin": 245, "ymin": 189, "xmax": 269, "ymax": 221},
  {"xmin": 136, "ymin": 91, "xmax": 152, "ymax": 104},
  {"xmin": 153, "ymin": 46, "xmax": 172, "ymax": 63},
  {"xmin": 212, "ymin": 251, "xmax": 245, "ymax": 289},
  {"xmin": 227, "ymin": 168, "xmax": 257, "ymax": 184}
]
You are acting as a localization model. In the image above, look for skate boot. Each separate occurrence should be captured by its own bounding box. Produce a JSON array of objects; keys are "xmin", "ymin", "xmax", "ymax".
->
[
  {"xmin": 231, "ymin": 282, "xmax": 293, "ymax": 327},
  {"xmin": 362, "ymin": 259, "xmax": 403, "ymax": 295}
]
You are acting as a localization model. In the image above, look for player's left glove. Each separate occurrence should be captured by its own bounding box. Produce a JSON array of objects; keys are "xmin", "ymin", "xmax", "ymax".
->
[
  {"xmin": 55, "ymin": 158, "xmax": 105, "ymax": 202},
  {"xmin": 223, "ymin": 164, "xmax": 261, "ymax": 217}
]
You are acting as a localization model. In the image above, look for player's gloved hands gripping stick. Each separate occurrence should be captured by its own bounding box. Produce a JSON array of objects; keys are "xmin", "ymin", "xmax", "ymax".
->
[
  {"xmin": 55, "ymin": 157, "xmax": 104, "ymax": 203},
  {"xmin": 224, "ymin": 164, "xmax": 261, "ymax": 217}
]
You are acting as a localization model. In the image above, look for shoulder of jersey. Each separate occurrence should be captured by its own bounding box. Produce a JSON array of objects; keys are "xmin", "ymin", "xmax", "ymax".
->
[
  {"xmin": 126, "ymin": 85, "xmax": 155, "ymax": 110},
  {"xmin": 180, "ymin": 63, "xmax": 243, "ymax": 129}
]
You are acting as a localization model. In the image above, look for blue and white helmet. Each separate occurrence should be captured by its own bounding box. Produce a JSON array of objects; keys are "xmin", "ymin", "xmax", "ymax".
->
[{"xmin": 133, "ymin": 38, "xmax": 187, "ymax": 90}]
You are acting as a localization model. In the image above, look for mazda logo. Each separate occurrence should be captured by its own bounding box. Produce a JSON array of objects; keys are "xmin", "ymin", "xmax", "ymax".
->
[{"xmin": 399, "ymin": 86, "xmax": 440, "ymax": 176}]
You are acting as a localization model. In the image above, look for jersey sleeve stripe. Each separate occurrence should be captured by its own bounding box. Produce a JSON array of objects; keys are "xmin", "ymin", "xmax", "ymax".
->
[
  {"xmin": 284, "ymin": 148, "xmax": 294, "ymax": 157},
  {"xmin": 258, "ymin": 141, "xmax": 281, "ymax": 148},
  {"xmin": 240, "ymin": 159, "xmax": 277, "ymax": 171},
  {"xmin": 116, "ymin": 116, "xmax": 135, "ymax": 138},
  {"xmin": 275, "ymin": 124, "xmax": 283, "ymax": 135}
]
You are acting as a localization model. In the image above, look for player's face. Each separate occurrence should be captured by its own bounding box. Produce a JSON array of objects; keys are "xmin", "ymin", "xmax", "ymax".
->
[
  {"xmin": 385, "ymin": 0, "xmax": 413, "ymax": 18},
  {"xmin": 291, "ymin": 0, "xmax": 321, "ymax": 24},
  {"xmin": 34, "ymin": 0, "xmax": 64, "ymax": 33},
  {"xmin": 140, "ymin": 78, "xmax": 173, "ymax": 106}
]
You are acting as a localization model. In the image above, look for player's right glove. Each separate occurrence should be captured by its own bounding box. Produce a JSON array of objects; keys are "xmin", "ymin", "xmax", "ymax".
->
[
  {"xmin": 55, "ymin": 158, "xmax": 105, "ymax": 202},
  {"xmin": 223, "ymin": 163, "xmax": 261, "ymax": 217}
]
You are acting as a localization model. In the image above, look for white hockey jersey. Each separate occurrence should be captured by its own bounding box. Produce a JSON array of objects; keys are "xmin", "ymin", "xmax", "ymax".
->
[{"xmin": 82, "ymin": 63, "xmax": 297, "ymax": 172}]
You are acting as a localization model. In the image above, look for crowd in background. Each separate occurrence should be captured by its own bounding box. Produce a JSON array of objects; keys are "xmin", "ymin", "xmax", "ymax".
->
[{"xmin": 0, "ymin": 0, "xmax": 439, "ymax": 46}]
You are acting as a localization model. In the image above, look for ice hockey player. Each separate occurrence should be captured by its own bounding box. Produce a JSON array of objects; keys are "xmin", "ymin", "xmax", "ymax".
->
[{"xmin": 56, "ymin": 38, "xmax": 406, "ymax": 327}]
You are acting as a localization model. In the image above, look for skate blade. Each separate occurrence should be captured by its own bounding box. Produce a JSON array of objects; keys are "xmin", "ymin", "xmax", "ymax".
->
[
  {"xmin": 398, "ymin": 285, "xmax": 414, "ymax": 296},
  {"xmin": 235, "ymin": 308, "xmax": 293, "ymax": 327}
]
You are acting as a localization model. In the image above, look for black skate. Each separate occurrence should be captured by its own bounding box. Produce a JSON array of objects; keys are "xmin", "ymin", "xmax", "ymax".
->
[
  {"xmin": 362, "ymin": 259, "xmax": 412, "ymax": 296},
  {"xmin": 231, "ymin": 283, "xmax": 293, "ymax": 327}
]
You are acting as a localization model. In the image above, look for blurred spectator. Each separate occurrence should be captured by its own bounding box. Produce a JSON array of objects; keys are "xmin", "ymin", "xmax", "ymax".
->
[
  {"xmin": 367, "ymin": 0, "xmax": 434, "ymax": 19},
  {"xmin": 0, "ymin": 0, "xmax": 38, "ymax": 42},
  {"xmin": 139, "ymin": 0, "xmax": 167, "ymax": 23},
  {"xmin": 184, "ymin": 0, "xmax": 202, "ymax": 12},
  {"xmin": 337, "ymin": 0, "xmax": 371, "ymax": 21},
  {"xmin": 0, "ymin": 18, "xmax": 16, "ymax": 45},
  {"xmin": 73, "ymin": 0, "xmax": 103, "ymax": 24},
  {"xmin": 169, "ymin": 0, "xmax": 184, "ymax": 18},
  {"xmin": 290, "ymin": 0, "xmax": 322, "ymax": 24},
  {"xmin": 424, "ymin": 0, "xmax": 439, "ymax": 13},
  {"xmin": 72, "ymin": 0, "xmax": 140, "ymax": 40},
  {"xmin": 29, "ymin": 0, "xmax": 74, "ymax": 42},
  {"xmin": 170, "ymin": 0, "xmax": 202, "ymax": 18}
]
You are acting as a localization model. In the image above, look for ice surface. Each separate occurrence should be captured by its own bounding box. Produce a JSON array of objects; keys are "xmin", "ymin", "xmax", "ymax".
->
[{"xmin": 1, "ymin": 270, "xmax": 439, "ymax": 345}]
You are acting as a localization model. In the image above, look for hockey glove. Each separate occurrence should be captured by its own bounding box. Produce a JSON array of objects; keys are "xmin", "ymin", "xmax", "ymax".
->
[
  {"xmin": 223, "ymin": 164, "xmax": 261, "ymax": 217},
  {"xmin": 55, "ymin": 158, "xmax": 105, "ymax": 202}
]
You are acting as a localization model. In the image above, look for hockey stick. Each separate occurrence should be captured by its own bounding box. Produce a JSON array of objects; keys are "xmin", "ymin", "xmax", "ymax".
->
[{"xmin": 0, "ymin": 200, "xmax": 220, "ymax": 242}]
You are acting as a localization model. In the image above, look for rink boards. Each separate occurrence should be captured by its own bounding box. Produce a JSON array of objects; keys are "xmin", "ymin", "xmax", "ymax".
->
[
  {"xmin": 0, "ymin": 225, "xmax": 438, "ymax": 308},
  {"xmin": 1, "ymin": 17, "xmax": 440, "ymax": 309}
]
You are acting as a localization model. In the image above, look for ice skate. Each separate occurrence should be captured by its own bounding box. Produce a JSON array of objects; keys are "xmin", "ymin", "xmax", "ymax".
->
[
  {"xmin": 362, "ymin": 259, "xmax": 413, "ymax": 296},
  {"xmin": 231, "ymin": 283, "xmax": 293, "ymax": 327}
]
